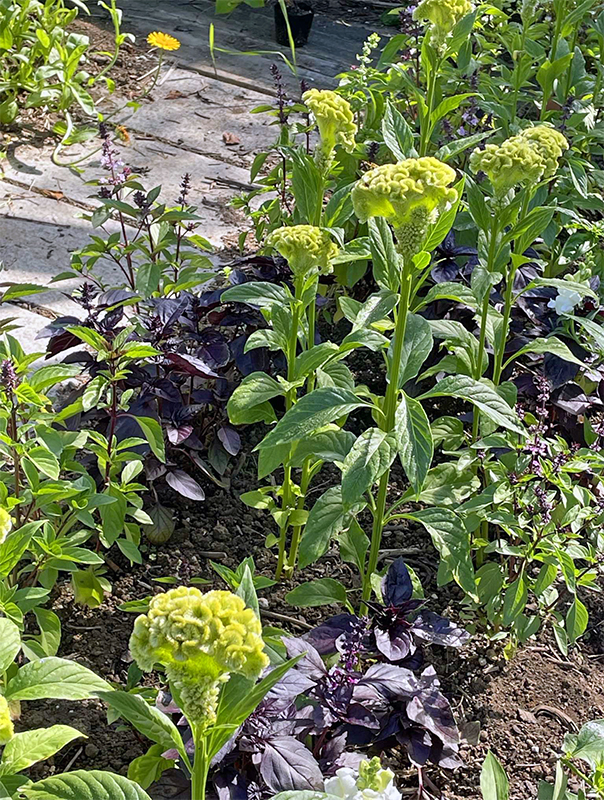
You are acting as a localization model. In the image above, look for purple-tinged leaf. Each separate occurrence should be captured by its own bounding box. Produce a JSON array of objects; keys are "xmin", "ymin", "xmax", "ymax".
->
[
  {"xmin": 259, "ymin": 737, "xmax": 324, "ymax": 792},
  {"xmin": 382, "ymin": 557, "xmax": 413, "ymax": 606},
  {"xmin": 166, "ymin": 352, "xmax": 220, "ymax": 379},
  {"xmin": 375, "ymin": 626, "xmax": 415, "ymax": 662},
  {"xmin": 283, "ymin": 638, "xmax": 326, "ymax": 679},
  {"xmin": 356, "ymin": 663, "xmax": 419, "ymax": 701},
  {"xmin": 218, "ymin": 426, "xmax": 241, "ymax": 456},
  {"xmin": 406, "ymin": 691, "xmax": 459, "ymax": 747},
  {"xmin": 412, "ymin": 611, "xmax": 470, "ymax": 648},
  {"xmin": 165, "ymin": 469, "xmax": 205, "ymax": 501},
  {"xmin": 167, "ymin": 423, "xmax": 194, "ymax": 445},
  {"xmin": 304, "ymin": 614, "xmax": 359, "ymax": 655}
]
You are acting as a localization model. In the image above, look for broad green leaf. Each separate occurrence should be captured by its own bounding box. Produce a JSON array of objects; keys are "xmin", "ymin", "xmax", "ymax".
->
[
  {"xmin": 20, "ymin": 770, "xmax": 152, "ymax": 800},
  {"xmin": 571, "ymin": 315, "xmax": 604, "ymax": 352},
  {"xmin": 368, "ymin": 217, "xmax": 400, "ymax": 292},
  {"xmin": 338, "ymin": 519, "xmax": 369, "ymax": 574},
  {"xmin": 290, "ymin": 428, "xmax": 356, "ymax": 467},
  {"xmin": 341, "ymin": 428, "xmax": 397, "ymax": 503},
  {"xmin": 127, "ymin": 745, "xmax": 176, "ymax": 791},
  {"xmin": 228, "ymin": 372, "xmax": 283, "ymax": 426},
  {"xmin": 0, "ymin": 726, "xmax": 84, "ymax": 775},
  {"xmin": 222, "ymin": 282, "xmax": 288, "ymax": 308},
  {"xmin": 96, "ymin": 691, "xmax": 187, "ymax": 761},
  {"xmin": 394, "ymin": 394, "xmax": 433, "ymax": 493},
  {"xmin": 132, "ymin": 416, "xmax": 165, "ymax": 462},
  {"xmin": 419, "ymin": 375, "xmax": 524, "ymax": 435},
  {"xmin": 299, "ymin": 487, "xmax": 361, "ymax": 568},
  {"xmin": 286, "ymin": 578, "xmax": 348, "ymax": 608},
  {"xmin": 403, "ymin": 508, "xmax": 476, "ymax": 600},
  {"xmin": 563, "ymin": 719, "xmax": 604, "ymax": 767},
  {"xmin": 0, "ymin": 618, "xmax": 21, "ymax": 673},
  {"xmin": 26, "ymin": 447, "xmax": 60, "ymax": 480},
  {"xmin": 4, "ymin": 657, "xmax": 110, "ymax": 701},
  {"xmin": 28, "ymin": 365, "xmax": 80, "ymax": 393},
  {"xmin": 33, "ymin": 608, "xmax": 61, "ymax": 657},
  {"xmin": 353, "ymin": 290, "xmax": 397, "ymax": 332},
  {"xmin": 0, "ymin": 522, "xmax": 41, "ymax": 578},
  {"xmin": 502, "ymin": 576, "xmax": 528, "ymax": 626},
  {"xmin": 236, "ymin": 565, "xmax": 260, "ymax": 619},
  {"xmin": 396, "ymin": 313, "xmax": 433, "ymax": 386},
  {"xmin": 566, "ymin": 597, "xmax": 588, "ymax": 643},
  {"xmin": 417, "ymin": 282, "xmax": 477, "ymax": 310},
  {"xmin": 257, "ymin": 389, "xmax": 367, "ymax": 449},
  {"xmin": 382, "ymin": 100, "xmax": 415, "ymax": 160},
  {"xmin": 504, "ymin": 336, "xmax": 584, "ymax": 369},
  {"xmin": 480, "ymin": 751, "xmax": 509, "ymax": 800}
]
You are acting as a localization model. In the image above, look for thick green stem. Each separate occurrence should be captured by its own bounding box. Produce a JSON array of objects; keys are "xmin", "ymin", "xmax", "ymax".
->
[
  {"xmin": 360, "ymin": 255, "xmax": 413, "ymax": 611},
  {"xmin": 191, "ymin": 726, "xmax": 208, "ymax": 800}
]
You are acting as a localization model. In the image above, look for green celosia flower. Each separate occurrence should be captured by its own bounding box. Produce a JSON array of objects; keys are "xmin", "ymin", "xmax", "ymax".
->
[
  {"xmin": 351, "ymin": 157, "xmax": 458, "ymax": 257},
  {"xmin": 303, "ymin": 89, "xmax": 357, "ymax": 163},
  {"xmin": 0, "ymin": 508, "xmax": 12, "ymax": 545},
  {"xmin": 0, "ymin": 696, "xmax": 14, "ymax": 745},
  {"xmin": 413, "ymin": 0, "xmax": 473, "ymax": 45},
  {"xmin": 267, "ymin": 225, "xmax": 339, "ymax": 276},
  {"xmin": 129, "ymin": 587, "xmax": 269, "ymax": 726},
  {"xmin": 519, "ymin": 125, "xmax": 568, "ymax": 180},
  {"xmin": 469, "ymin": 136, "xmax": 545, "ymax": 196}
]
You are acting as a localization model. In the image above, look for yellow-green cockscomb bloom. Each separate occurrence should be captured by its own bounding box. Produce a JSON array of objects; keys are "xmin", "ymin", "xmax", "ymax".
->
[
  {"xmin": 0, "ymin": 696, "xmax": 14, "ymax": 745},
  {"xmin": 267, "ymin": 225, "xmax": 339, "ymax": 276},
  {"xmin": 0, "ymin": 508, "xmax": 11, "ymax": 545},
  {"xmin": 519, "ymin": 125, "xmax": 568, "ymax": 180},
  {"xmin": 351, "ymin": 157, "xmax": 458, "ymax": 257},
  {"xmin": 469, "ymin": 136, "xmax": 545, "ymax": 196},
  {"xmin": 129, "ymin": 587, "xmax": 269, "ymax": 726},
  {"xmin": 413, "ymin": 0, "xmax": 474, "ymax": 45},
  {"xmin": 303, "ymin": 89, "xmax": 357, "ymax": 164}
]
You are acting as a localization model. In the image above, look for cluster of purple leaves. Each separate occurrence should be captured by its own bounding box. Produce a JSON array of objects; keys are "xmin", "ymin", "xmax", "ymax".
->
[
  {"xmin": 157, "ymin": 560, "xmax": 468, "ymax": 800},
  {"xmin": 40, "ymin": 254, "xmax": 289, "ymax": 503}
]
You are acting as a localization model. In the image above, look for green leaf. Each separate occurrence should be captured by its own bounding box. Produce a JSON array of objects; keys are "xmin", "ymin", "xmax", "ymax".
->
[
  {"xmin": 26, "ymin": 447, "xmax": 60, "ymax": 480},
  {"xmin": 299, "ymin": 487, "xmax": 357, "ymax": 568},
  {"xmin": 1, "ymin": 284, "xmax": 50, "ymax": 302},
  {"xmin": 290, "ymin": 428, "xmax": 356, "ymax": 467},
  {"xmin": 222, "ymin": 282, "xmax": 288, "ymax": 308},
  {"xmin": 566, "ymin": 597, "xmax": 588, "ymax": 643},
  {"xmin": 571, "ymin": 315, "xmax": 604, "ymax": 352},
  {"xmin": 0, "ymin": 726, "xmax": 84, "ymax": 776},
  {"xmin": 403, "ymin": 508, "xmax": 476, "ymax": 600},
  {"xmin": 396, "ymin": 313, "xmax": 434, "ymax": 386},
  {"xmin": 132, "ymin": 416, "xmax": 165, "ymax": 462},
  {"xmin": 228, "ymin": 372, "xmax": 283, "ymax": 426},
  {"xmin": 33, "ymin": 608, "xmax": 61, "ymax": 657},
  {"xmin": 286, "ymin": 578, "xmax": 348, "ymax": 608},
  {"xmin": 4, "ymin": 657, "xmax": 110, "ymax": 701},
  {"xmin": 96, "ymin": 691, "xmax": 187, "ymax": 761},
  {"xmin": 0, "ymin": 522, "xmax": 41, "ymax": 578},
  {"xmin": 338, "ymin": 519, "xmax": 369, "ymax": 574},
  {"xmin": 394, "ymin": 393, "xmax": 433, "ymax": 493},
  {"xmin": 341, "ymin": 428, "xmax": 396, "ymax": 503},
  {"xmin": 28, "ymin": 365, "xmax": 80, "ymax": 393},
  {"xmin": 502, "ymin": 576, "xmax": 528, "ymax": 626},
  {"xmin": 382, "ymin": 100, "xmax": 416, "ymax": 160},
  {"xmin": 368, "ymin": 217, "xmax": 400, "ymax": 292},
  {"xmin": 419, "ymin": 375, "xmax": 524, "ymax": 435},
  {"xmin": 127, "ymin": 745, "xmax": 175, "ymax": 791},
  {"xmin": 563, "ymin": 719, "xmax": 604, "ymax": 767},
  {"xmin": 19, "ymin": 770, "xmax": 152, "ymax": 800},
  {"xmin": 236, "ymin": 565, "xmax": 260, "ymax": 619},
  {"xmin": 480, "ymin": 751, "xmax": 509, "ymax": 800},
  {"xmin": 0, "ymin": 618, "xmax": 21, "ymax": 673},
  {"xmin": 504, "ymin": 336, "xmax": 584, "ymax": 369},
  {"xmin": 418, "ymin": 282, "xmax": 477, "ymax": 310},
  {"xmin": 257, "ymin": 388, "xmax": 366, "ymax": 449},
  {"xmin": 291, "ymin": 149, "xmax": 323, "ymax": 226}
]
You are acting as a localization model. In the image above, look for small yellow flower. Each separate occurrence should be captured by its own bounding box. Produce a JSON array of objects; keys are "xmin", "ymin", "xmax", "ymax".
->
[{"xmin": 147, "ymin": 31, "xmax": 181, "ymax": 51}]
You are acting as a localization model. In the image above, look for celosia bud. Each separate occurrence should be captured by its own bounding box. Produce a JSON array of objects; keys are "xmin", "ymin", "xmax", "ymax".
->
[
  {"xmin": 267, "ymin": 225, "xmax": 339, "ymax": 277},
  {"xmin": 413, "ymin": 0, "xmax": 474, "ymax": 45},
  {"xmin": 469, "ymin": 137, "xmax": 544, "ymax": 195},
  {"xmin": 0, "ymin": 509, "xmax": 12, "ymax": 545},
  {"xmin": 351, "ymin": 157, "xmax": 458, "ymax": 258},
  {"xmin": 129, "ymin": 587, "xmax": 269, "ymax": 726},
  {"xmin": 303, "ymin": 89, "xmax": 357, "ymax": 165},
  {"xmin": 0, "ymin": 695, "xmax": 14, "ymax": 745},
  {"xmin": 519, "ymin": 125, "xmax": 567, "ymax": 180}
]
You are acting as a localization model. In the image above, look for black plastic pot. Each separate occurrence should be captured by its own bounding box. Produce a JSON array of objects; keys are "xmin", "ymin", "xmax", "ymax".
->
[{"xmin": 274, "ymin": 2, "xmax": 315, "ymax": 47}]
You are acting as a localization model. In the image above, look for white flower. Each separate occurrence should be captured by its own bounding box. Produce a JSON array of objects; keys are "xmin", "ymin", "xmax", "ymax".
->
[
  {"xmin": 0, "ymin": 509, "xmax": 12, "ymax": 545},
  {"xmin": 548, "ymin": 286, "xmax": 583, "ymax": 316},
  {"xmin": 325, "ymin": 760, "xmax": 402, "ymax": 800}
]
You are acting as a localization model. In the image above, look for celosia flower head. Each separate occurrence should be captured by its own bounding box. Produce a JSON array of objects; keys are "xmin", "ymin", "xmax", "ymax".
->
[
  {"xmin": 413, "ymin": 0, "xmax": 473, "ymax": 45},
  {"xmin": 0, "ymin": 696, "xmax": 14, "ymax": 745},
  {"xmin": 267, "ymin": 225, "xmax": 339, "ymax": 276},
  {"xmin": 519, "ymin": 125, "xmax": 568, "ymax": 179},
  {"xmin": 351, "ymin": 157, "xmax": 457, "ymax": 257},
  {"xmin": 303, "ymin": 89, "xmax": 357, "ymax": 163},
  {"xmin": 130, "ymin": 587, "xmax": 268, "ymax": 725},
  {"xmin": 324, "ymin": 758, "xmax": 402, "ymax": 800},
  {"xmin": 0, "ymin": 508, "xmax": 11, "ymax": 545},
  {"xmin": 469, "ymin": 136, "xmax": 545, "ymax": 195}
]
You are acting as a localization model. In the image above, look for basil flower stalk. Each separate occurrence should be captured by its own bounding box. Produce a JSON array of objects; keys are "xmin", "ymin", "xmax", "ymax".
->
[
  {"xmin": 351, "ymin": 157, "xmax": 458, "ymax": 610},
  {"xmin": 302, "ymin": 89, "xmax": 357, "ymax": 169}
]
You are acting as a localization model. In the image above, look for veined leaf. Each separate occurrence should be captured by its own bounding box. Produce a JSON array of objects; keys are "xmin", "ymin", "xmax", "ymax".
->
[
  {"xmin": 341, "ymin": 428, "xmax": 397, "ymax": 503},
  {"xmin": 4, "ymin": 657, "xmax": 110, "ymax": 701},
  {"xmin": 299, "ymin": 487, "xmax": 363, "ymax": 568},
  {"xmin": 20, "ymin": 770, "xmax": 152, "ymax": 800},
  {"xmin": 394, "ymin": 394, "xmax": 433, "ymax": 493},
  {"xmin": 0, "ymin": 726, "xmax": 84, "ymax": 776}
]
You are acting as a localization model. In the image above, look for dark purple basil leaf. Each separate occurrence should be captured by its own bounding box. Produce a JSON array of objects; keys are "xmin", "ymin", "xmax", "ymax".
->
[
  {"xmin": 165, "ymin": 469, "xmax": 205, "ymax": 501},
  {"xmin": 406, "ymin": 691, "xmax": 459, "ymax": 747},
  {"xmin": 229, "ymin": 269, "xmax": 248, "ymax": 285},
  {"xmin": 97, "ymin": 288, "xmax": 136, "ymax": 308},
  {"xmin": 265, "ymin": 670, "xmax": 316, "ymax": 705},
  {"xmin": 553, "ymin": 383, "xmax": 593, "ymax": 415},
  {"xmin": 218, "ymin": 426, "xmax": 241, "ymax": 456},
  {"xmin": 146, "ymin": 458, "xmax": 167, "ymax": 481},
  {"xmin": 544, "ymin": 353, "xmax": 579, "ymax": 389},
  {"xmin": 356, "ymin": 663, "xmax": 419, "ymax": 701},
  {"xmin": 412, "ymin": 611, "xmax": 470, "ymax": 648},
  {"xmin": 166, "ymin": 352, "xmax": 220, "ymax": 379},
  {"xmin": 214, "ymin": 769, "xmax": 250, "ymax": 800},
  {"xmin": 230, "ymin": 334, "xmax": 270, "ymax": 376},
  {"xmin": 147, "ymin": 379, "xmax": 182, "ymax": 404},
  {"xmin": 197, "ymin": 289, "xmax": 225, "ymax": 308},
  {"xmin": 259, "ymin": 737, "xmax": 323, "ymax": 792},
  {"xmin": 398, "ymin": 727, "xmax": 433, "ymax": 767},
  {"xmin": 304, "ymin": 614, "xmax": 359, "ymax": 655},
  {"xmin": 344, "ymin": 702, "xmax": 380, "ymax": 729},
  {"xmin": 192, "ymin": 389, "xmax": 215, "ymax": 405},
  {"xmin": 375, "ymin": 626, "xmax": 414, "ymax": 662},
  {"xmin": 155, "ymin": 296, "xmax": 189, "ymax": 328},
  {"xmin": 45, "ymin": 330, "xmax": 83, "ymax": 356},
  {"xmin": 430, "ymin": 259, "xmax": 459, "ymax": 283},
  {"xmin": 167, "ymin": 423, "xmax": 194, "ymax": 445},
  {"xmin": 198, "ymin": 340, "xmax": 231, "ymax": 371},
  {"xmin": 382, "ymin": 557, "xmax": 413, "ymax": 606},
  {"xmin": 283, "ymin": 637, "xmax": 326, "ymax": 679}
]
